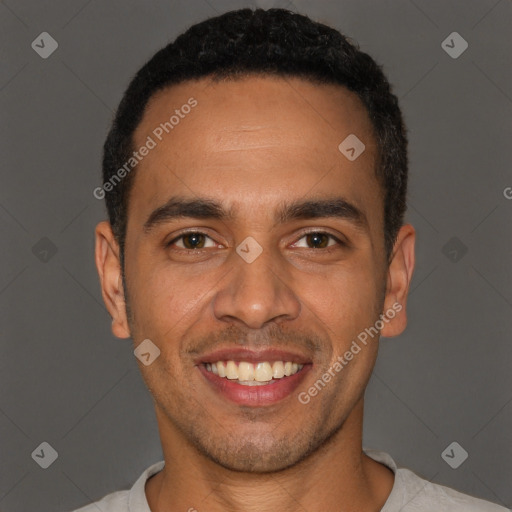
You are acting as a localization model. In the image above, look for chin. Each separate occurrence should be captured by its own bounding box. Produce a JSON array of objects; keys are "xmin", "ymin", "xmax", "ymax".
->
[
  {"xmin": 206, "ymin": 445, "xmax": 301, "ymax": 473},
  {"xmin": 193, "ymin": 430, "xmax": 320, "ymax": 474}
]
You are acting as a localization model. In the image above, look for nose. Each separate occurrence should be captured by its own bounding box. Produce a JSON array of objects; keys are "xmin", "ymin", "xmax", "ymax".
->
[{"xmin": 212, "ymin": 242, "xmax": 301, "ymax": 330}]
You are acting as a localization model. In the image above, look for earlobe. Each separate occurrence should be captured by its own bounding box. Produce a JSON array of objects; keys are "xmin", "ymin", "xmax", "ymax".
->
[
  {"xmin": 112, "ymin": 316, "xmax": 131, "ymax": 339},
  {"xmin": 380, "ymin": 224, "xmax": 416, "ymax": 338},
  {"xmin": 94, "ymin": 221, "xmax": 131, "ymax": 339}
]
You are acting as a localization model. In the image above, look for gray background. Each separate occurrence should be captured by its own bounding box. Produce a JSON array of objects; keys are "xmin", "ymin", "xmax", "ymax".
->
[{"xmin": 1, "ymin": 0, "xmax": 511, "ymax": 510}]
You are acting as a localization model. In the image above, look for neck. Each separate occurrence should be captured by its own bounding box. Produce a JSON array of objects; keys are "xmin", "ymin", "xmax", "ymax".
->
[{"xmin": 145, "ymin": 398, "xmax": 394, "ymax": 512}]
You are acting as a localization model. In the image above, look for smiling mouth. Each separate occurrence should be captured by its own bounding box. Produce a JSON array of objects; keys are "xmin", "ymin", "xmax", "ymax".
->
[{"xmin": 203, "ymin": 360, "xmax": 304, "ymax": 386}]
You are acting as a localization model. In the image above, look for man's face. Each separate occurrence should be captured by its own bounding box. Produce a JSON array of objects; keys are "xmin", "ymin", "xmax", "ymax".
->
[{"xmin": 113, "ymin": 76, "xmax": 393, "ymax": 472}]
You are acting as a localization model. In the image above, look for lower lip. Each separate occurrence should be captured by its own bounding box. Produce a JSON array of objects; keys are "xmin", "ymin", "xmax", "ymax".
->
[{"xmin": 198, "ymin": 364, "xmax": 311, "ymax": 406}]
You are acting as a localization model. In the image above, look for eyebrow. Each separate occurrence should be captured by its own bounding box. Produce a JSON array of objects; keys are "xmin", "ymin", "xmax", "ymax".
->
[{"xmin": 143, "ymin": 195, "xmax": 369, "ymax": 233}]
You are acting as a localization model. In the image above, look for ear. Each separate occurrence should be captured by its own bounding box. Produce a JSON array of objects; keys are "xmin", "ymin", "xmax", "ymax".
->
[
  {"xmin": 94, "ymin": 221, "xmax": 131, "ymax": 339},
  {"xmin": 380, "ymin": 224, "xmax": 416, "ymax": 338}
]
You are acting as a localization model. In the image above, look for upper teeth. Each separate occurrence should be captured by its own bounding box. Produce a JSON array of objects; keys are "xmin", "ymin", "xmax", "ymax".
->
[{"xmin": 205, "ymin": 361, "xmax": 303, "ymax": 382}]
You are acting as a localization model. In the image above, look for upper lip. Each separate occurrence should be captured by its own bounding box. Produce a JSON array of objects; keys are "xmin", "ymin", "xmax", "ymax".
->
[{"xmin": 194, "ymin": 347, "xmax": 312, "ymax": 365}]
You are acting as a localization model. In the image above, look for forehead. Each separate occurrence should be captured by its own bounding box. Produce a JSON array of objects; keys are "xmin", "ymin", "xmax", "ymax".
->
[
  {"xmin": 128, "ymin": 75, "xmax": 381, "ymax": 233},
  {"xmin": 136, "ymin": 74, "xmax": 374, "ymax": 154}
]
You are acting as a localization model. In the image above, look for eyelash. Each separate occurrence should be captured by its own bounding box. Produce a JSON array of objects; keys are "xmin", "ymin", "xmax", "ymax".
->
[{"xmin": 166, "ymin": 230, "xmax": 346, "ymax": 252}]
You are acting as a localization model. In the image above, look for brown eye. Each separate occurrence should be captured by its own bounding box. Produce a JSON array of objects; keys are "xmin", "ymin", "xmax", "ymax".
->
[
  {"xmin": 294, "ymin": 232, "xmax": 344, "ymax": 250},
  {"xmin": 306, "ymin": 233, "xmax": 330, "ymax": 249},
  {"xmin": 167, "ymin": 232, "xmax": 216, "ymax": 250}
]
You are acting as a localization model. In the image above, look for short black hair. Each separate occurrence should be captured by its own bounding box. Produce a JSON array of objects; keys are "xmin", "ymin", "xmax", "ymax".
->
[{"xmin": 101, "ymin": 7, "xmax": 408, "ymax": 270}]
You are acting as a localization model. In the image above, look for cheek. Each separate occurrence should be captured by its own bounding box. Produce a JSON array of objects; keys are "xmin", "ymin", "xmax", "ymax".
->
[
  {"xmin": 309, "ymin": 270, "xmax": 382, "ymax": 393},
  {"xmin": 301, "ymin": 262, "xmax": 381, "ymax": 336},
  {"xmin": 127, "ymin": 258, "xmax": 205, "ymax": 340}
]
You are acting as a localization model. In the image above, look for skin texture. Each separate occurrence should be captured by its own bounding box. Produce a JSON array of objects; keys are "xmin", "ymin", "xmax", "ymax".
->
[{"xmin": 95, "ymin": 75, "xmax": 415, "ymax": 512}]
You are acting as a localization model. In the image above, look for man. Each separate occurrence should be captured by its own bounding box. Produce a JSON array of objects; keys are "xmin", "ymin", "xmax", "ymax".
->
[{"xmin": 77, "ymin": 7, "xmax": 508, "ymax": 512}]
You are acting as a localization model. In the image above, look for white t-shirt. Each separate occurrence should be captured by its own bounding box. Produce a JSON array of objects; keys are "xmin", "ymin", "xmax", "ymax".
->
[{"xmin": 71, "ymin": 448, "xmax": 510, "ymax": 511}]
